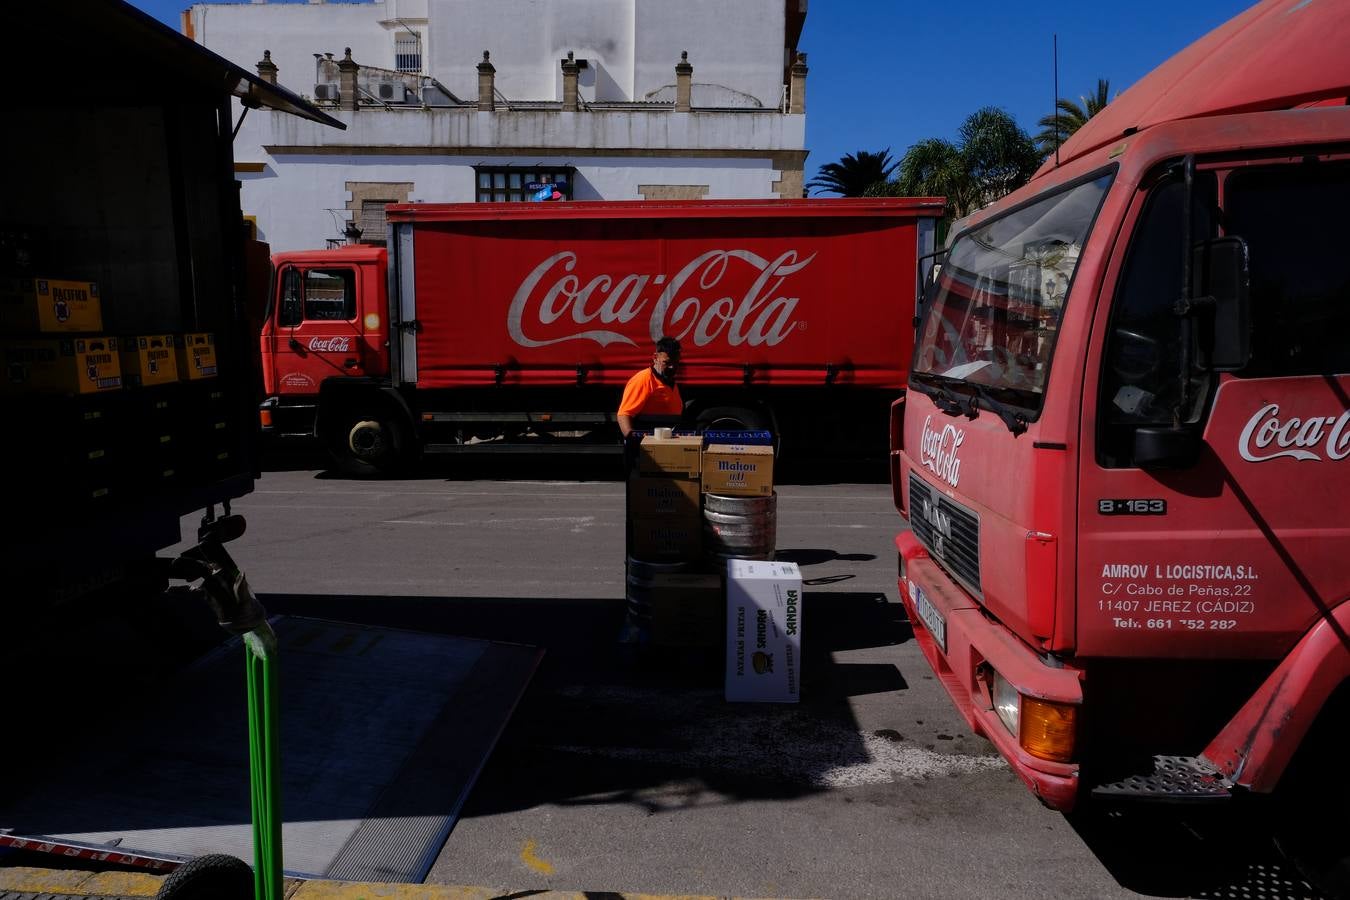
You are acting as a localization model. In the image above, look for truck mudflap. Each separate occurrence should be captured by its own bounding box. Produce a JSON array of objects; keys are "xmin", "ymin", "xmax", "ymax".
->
[
  {"xmin": 1201, "ymin": 597, "xmax": 1350, "ymax": 794},
  {"xmin": 896, "ymin": 531, "xmax": 1084, "ymax": 810}
]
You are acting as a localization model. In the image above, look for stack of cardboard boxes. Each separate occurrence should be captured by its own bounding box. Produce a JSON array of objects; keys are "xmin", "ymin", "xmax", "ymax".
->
[{"xmin": 624, "ymin": 431, "xmax": 802, "ymax": 701}]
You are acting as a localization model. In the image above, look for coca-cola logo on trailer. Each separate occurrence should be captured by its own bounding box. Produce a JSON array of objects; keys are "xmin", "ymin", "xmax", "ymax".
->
[
  {"xmin": 1239, "ymin": 403, "xmax": 1350, "ymax": 462},
  {"xmin": 506, "ymin": 249, "xmax": 815, "ymax": 348},
  {"xmin": 919, "ymin": 415, "xmax": 965, "ymax": 487},
  {"xmin": 307, "ymin": 336, "xmax": 352, "ymax": 353}
]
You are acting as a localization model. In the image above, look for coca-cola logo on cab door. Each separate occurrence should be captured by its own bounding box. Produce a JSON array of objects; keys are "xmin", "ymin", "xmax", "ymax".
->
[
  {"xmin": 1239, "ymin": 402, "xmax": 1350, "ymax": 462},
  {"xmin": 307, "ymin": 336, "xmax": 352, "ymax": 353},
  {"xmin": 919, "ymin": 415, "xmax": 965, "ymax": 487},
  {"xmin": 506, "ymin": 249, "xmax": 815, "ymax": 348}
]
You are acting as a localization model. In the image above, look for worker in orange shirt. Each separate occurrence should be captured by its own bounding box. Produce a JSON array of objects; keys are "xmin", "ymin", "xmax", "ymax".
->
[{"xmin": 617, "ymin": 336, "xmax": 683, "ymax": 439}]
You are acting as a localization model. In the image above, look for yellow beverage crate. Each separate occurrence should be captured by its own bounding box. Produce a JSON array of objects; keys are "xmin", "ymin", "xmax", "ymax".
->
[
  {"xmin": 0, "ymin": 336, "xmax": 122, "ymax": 394},
  {"xmin": 0, "ymin": 277, "xmax": 103, "ymax": 333},
  {"xmin": 175, "ymin": 332, "xmax": 218, "ymax": 380},
  {"xmin": 122, "ymin": 334, "xmax": 180, "ymax": 387}
]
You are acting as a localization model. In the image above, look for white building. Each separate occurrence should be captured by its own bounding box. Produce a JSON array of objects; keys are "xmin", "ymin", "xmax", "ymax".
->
[{"xmin": 183, "ymin": 0, "xmax": 809, "ymax": 251}]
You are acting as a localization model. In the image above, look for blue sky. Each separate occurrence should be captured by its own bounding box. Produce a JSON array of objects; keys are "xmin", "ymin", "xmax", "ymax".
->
[{"xmin": 132, "ymin": 0, "xmax": 1254, "ymax": 184}]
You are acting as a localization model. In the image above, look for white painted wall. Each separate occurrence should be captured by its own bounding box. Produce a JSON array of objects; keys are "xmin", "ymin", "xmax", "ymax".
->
[
  {"xmin": 188, "ymin": 2, "xmax": 396, "ymax": 97},
  {"xmin": 633, "ymin": 0, "xmax": 784, "ymax": 107},
  {"xmin": 240, "ymin": 153, "xmax": 787, "ymax": 251}
]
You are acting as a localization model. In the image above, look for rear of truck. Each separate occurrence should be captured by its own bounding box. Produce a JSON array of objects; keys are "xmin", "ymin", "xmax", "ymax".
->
[
  {"xmin": 890, "ymin": 1, "xmax": 1350, "ymax": 889},
  {"xmin": 1, "ymin": 3, "xmax": 340, "ymax": 608}
]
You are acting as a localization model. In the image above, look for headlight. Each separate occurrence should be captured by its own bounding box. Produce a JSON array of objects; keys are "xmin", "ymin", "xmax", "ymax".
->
[
  {"xmin": 990, "ymin": 668, "xmax": 1077, "ymax": 763},
  {"xmin": 992, "ymin": 670, "xmax": 1020, "ymax": 736}
]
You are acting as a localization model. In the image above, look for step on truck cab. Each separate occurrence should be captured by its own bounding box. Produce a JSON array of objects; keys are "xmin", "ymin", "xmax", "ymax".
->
[{"xmin": 890, "ymin": 0, "xmax": 1350, "ymax": 893}]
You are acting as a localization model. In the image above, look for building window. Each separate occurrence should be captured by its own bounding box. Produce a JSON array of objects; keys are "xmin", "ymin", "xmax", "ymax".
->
[
  {"xmin": 395, "ymin": 32, "xmax": 422, "ymax": 74},
  {"xmin": 475, "ymin": 167, "xmax": 575, "ymax": 202},
  {"xmin": 359, "ymin": 199, "xmax": 392, "ymax": 243}
]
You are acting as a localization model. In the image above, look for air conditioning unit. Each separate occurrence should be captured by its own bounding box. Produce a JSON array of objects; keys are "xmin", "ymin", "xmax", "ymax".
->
[
  {"xmin": 375, "ymin": 82, "xmax": 410, "ymax": 103},
  {"xmin": 313, "ymin": 83, "xmax": 340, "ymax": 102}
]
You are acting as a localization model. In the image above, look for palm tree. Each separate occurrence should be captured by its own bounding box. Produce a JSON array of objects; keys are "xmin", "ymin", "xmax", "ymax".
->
[
  {"xmin": 1035, "ymin": 79, "xmax": 1112, "ymax": 157},
  {"xmin": 878, "ymin": 108, "xmax": 1038, "ymax": 219},
  {"xmin": 807, "ymin": 149, "xmax": 898, "ymax": 197}
]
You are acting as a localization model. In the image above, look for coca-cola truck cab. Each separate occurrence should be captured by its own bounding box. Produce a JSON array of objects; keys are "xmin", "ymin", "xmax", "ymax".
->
[
  {"xmin": 890, "ymin": 0, "xmax": 1349, "ymax": 891},
  {"xmin": 260, "ymin": 198, "xmax": 940, "ymax": 474}
]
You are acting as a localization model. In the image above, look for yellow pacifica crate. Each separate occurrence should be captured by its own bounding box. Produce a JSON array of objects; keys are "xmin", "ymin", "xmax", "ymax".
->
[
  {"xmin": 0, "ymin": 336, "xmax": 123, "ymax": 394},
  {"xmin": 175, "ymin": 332, "xmax": 218, "ymax": 380},
  {"xmin": 122, "ymin": 334, "xmax": 180, "ymax": 387},
  {"xmin": 0, "ymin": 277, "xmax": 103, "ymax": 333}
]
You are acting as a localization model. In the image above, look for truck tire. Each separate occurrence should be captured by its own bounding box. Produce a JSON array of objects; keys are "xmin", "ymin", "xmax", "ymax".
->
[
  {"xmin": 693, "ymin": 405, "xmax": 769, "ymax": 433},
  {"xmin": 325, "ymin": 405, "xmax": 411, "ymax": 478},
  {"xmin": 155, "ymin": 853, "xmax": 253, "ymax": 900}
]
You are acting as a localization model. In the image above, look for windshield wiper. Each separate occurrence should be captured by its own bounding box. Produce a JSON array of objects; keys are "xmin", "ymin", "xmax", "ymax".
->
[
  {"xmin": 912, "ymin": 371, "xmax": 1029, "ymax": 435},
  {"xmin": 912, "ymin": 372, "xmax": 977, "ymax": 419},
  {"xmin": 966, "ymin": 382, "xmax": 1029, "ymax": 435}
]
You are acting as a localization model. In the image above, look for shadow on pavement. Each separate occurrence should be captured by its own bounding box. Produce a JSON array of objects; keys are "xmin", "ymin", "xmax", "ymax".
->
[{"xmin": 259, "ymin": 586, "xmax": 914, "ymax": 821}]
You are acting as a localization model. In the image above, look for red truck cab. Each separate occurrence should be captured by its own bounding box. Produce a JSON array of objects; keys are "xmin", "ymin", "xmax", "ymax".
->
[
  {"xmin": 260, "ymin": 245, "xmax": 389, "ymax": 437},
  {"xmin": 892, "ymin": 0, "xmax": 1349, "ymax": 892}
]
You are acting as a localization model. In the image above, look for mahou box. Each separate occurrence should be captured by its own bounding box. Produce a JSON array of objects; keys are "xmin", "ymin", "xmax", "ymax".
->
[{"xmin": 726, "ymin": 560, "xmax": 802, "ymax": 703}]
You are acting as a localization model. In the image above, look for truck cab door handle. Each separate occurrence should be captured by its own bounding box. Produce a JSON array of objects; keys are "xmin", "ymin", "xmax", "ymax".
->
[{"xmin": 343, "ymin": 358, "xmax": 359, "ymax": 369}]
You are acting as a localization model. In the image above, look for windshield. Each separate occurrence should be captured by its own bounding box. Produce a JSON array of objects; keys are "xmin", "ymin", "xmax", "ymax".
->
[{"xmin": 912, "ymin": 171, "xmax": 1113, "ymax": 413}]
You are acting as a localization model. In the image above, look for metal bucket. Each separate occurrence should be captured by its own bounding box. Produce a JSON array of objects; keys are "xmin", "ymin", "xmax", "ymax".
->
[{"xmin": 703, "ymin": 491, "xmax": 776, "ymax": 564}]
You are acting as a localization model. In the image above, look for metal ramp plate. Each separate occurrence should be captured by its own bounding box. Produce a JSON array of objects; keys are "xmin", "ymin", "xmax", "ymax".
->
[{"xmin": 0, "ymin": 617, "xmax": 540, "ymax": 882}]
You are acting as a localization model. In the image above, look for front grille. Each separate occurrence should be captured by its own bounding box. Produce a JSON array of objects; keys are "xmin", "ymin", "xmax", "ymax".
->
[{"xmin": 909, "ymin": 471, "xmax": 981, "ymax": 597}]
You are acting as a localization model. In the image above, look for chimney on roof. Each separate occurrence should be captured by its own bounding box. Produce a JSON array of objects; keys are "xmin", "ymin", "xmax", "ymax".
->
[
  {"xmin": 477, "ymin": 51, "xmax": 496, "ymax": 111},
  {"xmin": 256, "ymin": 49, "xmax": 278, "ymax": 85},
  {"xmin": 561, "ymin": 51, "xmax": 581, "ymax": 112},
  {"xmin": 337, "ymin": 47, "xmax": 359, "ymax": 111},
  {"xmin": 675, "ymin": 51, "xmax": 693, "ymax": 112},
  {"xmin": 789, "ymin": 52, "xmax": 808, "ymax": 114}
]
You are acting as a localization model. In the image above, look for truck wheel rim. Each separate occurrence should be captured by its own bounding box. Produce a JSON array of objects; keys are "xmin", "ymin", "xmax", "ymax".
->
[{"xmin": 348, "ymin": 419, "xmax": 385, "ymax": 458}]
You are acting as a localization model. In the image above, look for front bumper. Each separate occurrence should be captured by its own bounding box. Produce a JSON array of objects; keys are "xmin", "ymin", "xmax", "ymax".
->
[{"xmin": 896, "ymin": 530, "xmax": 1083, "ymax": 810}]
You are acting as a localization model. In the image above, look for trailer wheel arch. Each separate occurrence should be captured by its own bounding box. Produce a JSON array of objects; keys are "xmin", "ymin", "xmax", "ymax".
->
[{"xmin": 316, "ymin": 380, "xmax": 417, "ymax": 477}]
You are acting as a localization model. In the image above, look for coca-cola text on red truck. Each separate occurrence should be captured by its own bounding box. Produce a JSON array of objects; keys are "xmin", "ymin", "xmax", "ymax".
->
[
  {"xmin": 259, "ymin": 199, "xmax": 940, "ymax": 474},
  {"xmin": 890, "ymin": 1, "xmax": 1350, "ymax": 894}
]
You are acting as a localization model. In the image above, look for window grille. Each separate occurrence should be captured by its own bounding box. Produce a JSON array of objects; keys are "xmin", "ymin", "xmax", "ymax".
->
[
  {"xmin": 359, "ymin": 199, "xmax": 393, "ymax": 243},
  {"xmin": 395, "ymin": 33, "xmax": 422, "ymax": 74},
  {"xmin": 473, "ymin": 167, "xmax": 575, "ymax": 202}
]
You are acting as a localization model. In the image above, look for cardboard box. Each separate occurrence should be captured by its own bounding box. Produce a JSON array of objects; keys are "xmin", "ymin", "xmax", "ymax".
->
[
  {"xmin": 702, "ymin": 443, "xmax": 774, "ymax": 496},
  {"xmin": 1, "ymin": 337, "xmax": 122, "ymax": 394},
  {"xmin": 628, "ymin": 475, "xmax": 701, "ymax": 518},
  {"xmin": 121, "ymin": 334, "xmax": 180, "ymax": 387},
  {"xmin": 630, "ymin": 514, "xmax": 702, "ymax": 562},
  {"xmin": 725, "ymin": 559, "xmax": 802, "ymax": 702},
  {"xmin": 643, "ymin": 573, "xmax": 724, "ymax": 648},
  {"xmin": 0, "ymin": 277, "xmax": 103, "ymax": 333},
  {"xmin": 176, "ymin": 332, "xmax": 218, "ymax": 380},
  {"xmin": 636, "ymin": 435, "xmax": 702, "ymax": 479}
]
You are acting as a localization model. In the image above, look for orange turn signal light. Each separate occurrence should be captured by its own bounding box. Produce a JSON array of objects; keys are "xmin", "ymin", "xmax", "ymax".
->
[
  {"xmin": 259, "ymin": 409, "xmax": 273, "ymax": 428},
  {"xmin": 1020, "ymin": 695, "xmax": 1077, "ymax": 763}
]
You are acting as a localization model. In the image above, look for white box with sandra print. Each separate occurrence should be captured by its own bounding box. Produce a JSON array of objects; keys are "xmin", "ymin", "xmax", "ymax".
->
[{"xmin": 725, "ymin": 559, "xmax": 802, "ymax": 703}]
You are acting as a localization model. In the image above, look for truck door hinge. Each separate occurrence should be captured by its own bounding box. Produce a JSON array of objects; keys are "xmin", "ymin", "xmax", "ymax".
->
[{"xmin": 399, "ymin": 319, "xmax": 422, "ymax": 334}]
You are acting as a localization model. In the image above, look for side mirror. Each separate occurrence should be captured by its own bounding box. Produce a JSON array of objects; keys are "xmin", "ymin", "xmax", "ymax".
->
[
  {"xmin": 1192, "ymin": 236, "xmax": 1250, "ymax": 371},
  {"xmin": 1133, "ymin": 426, "xmax": 1201, "ymax": 469}
]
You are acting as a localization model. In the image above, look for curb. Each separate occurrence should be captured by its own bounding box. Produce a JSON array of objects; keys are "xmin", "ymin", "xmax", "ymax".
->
[{"xmin": 0, "ymin": 867, "xmax": 776, "ymax": 900}]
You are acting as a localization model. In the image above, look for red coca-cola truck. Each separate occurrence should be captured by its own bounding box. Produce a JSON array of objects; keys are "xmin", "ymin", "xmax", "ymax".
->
[
  {"xmin": 260, "ymin": 198, "xmax": 941, "ymax": 474},
  {"xmin": 890, "ymin": 0, "xmax": 1349, "ymax": 893}
]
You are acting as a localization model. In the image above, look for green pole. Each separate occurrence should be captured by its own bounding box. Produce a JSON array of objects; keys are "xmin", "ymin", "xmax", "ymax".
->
[{"xmin": 244, "ymin": 624, "xmax": 283, "ymax": 900}]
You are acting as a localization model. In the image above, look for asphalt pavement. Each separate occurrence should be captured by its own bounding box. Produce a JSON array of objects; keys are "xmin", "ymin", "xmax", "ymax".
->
[{"xmin": 145, "ymin": 449, "xmax": 1317, "ymax": 900}]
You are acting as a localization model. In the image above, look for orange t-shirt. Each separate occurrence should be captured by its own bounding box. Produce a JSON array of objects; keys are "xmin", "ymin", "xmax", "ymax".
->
[{"xmin": 618, "ymin": 367, "xmax": 683, "ymax": 419}]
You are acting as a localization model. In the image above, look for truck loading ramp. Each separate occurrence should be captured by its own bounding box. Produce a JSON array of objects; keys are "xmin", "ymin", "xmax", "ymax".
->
[{"xmin": 0, "ymin": 617, "xmax": 540, "ymax": 883}]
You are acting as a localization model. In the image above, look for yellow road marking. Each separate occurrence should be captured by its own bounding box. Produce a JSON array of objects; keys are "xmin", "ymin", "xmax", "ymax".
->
[{"xmin": 520, "ymin": 838, "xmax": 556, "ymax": 875}]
